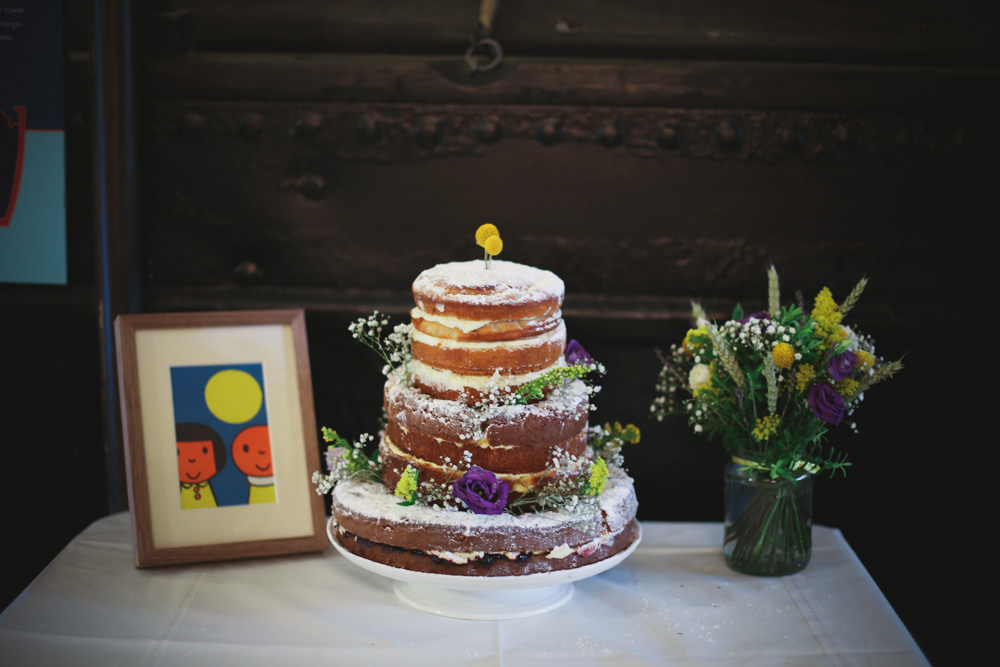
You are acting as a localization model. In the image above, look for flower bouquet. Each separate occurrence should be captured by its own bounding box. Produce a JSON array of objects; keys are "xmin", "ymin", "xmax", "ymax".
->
[{"xmin": 651, "ymin": 267, "xmax": 903, "ymax": 575}]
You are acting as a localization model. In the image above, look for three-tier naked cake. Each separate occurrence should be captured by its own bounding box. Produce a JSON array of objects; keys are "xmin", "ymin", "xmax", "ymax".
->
[{"xmin": 319, "ymin": 237, "xmax": 639, "ymax": 577}]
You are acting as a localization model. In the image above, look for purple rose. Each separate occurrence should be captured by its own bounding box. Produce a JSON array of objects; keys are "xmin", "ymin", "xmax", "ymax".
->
[
  {"xmin": 826, "ymin": 350, "xmax": 858, "ymax": 381},
  {"xmin": 565, "ymin": 339, "xmax": 594, "ymax": 366},
  {"xmin": 453, "ymin": 466, "xmax": 509, "ymax": 515},
  {"xmin": 809, "ymin": 383, "xmax": 845, "ymax": 425}
]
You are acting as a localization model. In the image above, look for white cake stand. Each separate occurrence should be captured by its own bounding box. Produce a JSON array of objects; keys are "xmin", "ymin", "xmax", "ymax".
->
[{"xmin": 327, "ymin": 519, "xmax": 641, "ymax": 620}]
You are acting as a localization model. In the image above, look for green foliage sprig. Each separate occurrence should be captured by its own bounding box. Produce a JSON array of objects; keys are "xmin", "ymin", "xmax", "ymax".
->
[
  {"xmin": 312, "ymin": 427, "xmax": 382, "ymax": 494},
  {"xmin": 512, "ymin": 363, "xmax": 597, "ymax": 404}
]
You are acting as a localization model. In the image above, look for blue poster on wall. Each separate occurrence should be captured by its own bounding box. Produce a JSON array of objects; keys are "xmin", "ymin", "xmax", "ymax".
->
[{"xmin": 0, "ymin": 0, "xmax": 67, "ymax": 285}]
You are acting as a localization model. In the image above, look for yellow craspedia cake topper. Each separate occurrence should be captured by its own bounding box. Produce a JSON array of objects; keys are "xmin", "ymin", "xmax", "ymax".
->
[
  {"xmin": 475, "ymin": 224, "xmax": 503, "ymax": 268},
  {"xmin": 475, "ymin": 224, "xmax": 499, "ymax": 246}
]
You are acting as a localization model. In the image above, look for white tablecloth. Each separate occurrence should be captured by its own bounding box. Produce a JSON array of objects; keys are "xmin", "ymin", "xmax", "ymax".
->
[{"xmin": 0, "ymin": 512, "xmax": 925, "ymax": 666}]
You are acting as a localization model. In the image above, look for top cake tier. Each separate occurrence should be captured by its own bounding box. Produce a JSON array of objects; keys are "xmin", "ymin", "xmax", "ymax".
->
[
  {"xmin": 409, "ymin": 259, "xmax": 568, "ymax": 397},
  {"xmin": 412, "ymin": 260, "xmax": 564, "ymax": 324}
]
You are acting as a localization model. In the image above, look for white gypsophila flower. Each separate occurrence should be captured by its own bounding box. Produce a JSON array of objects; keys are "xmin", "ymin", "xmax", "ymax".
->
[
  {"xmin": 688, "ymin": 363, "xmax": 711, "ymax": 391},
  {"xmin": 841, "ymin": 325, "xmax": 860, "ymax": 350}
]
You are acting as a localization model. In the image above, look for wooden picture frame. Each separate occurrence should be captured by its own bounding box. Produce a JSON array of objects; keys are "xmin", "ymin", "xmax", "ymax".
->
[{"xmin": 114, "ymin": 309, "xmax": 327, "ymax": 567}]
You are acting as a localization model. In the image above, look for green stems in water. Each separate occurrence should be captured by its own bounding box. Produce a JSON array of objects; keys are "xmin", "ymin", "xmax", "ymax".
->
[{"xmin": 723, "ymin": 462, "xmax": 812, "ymax": 576}]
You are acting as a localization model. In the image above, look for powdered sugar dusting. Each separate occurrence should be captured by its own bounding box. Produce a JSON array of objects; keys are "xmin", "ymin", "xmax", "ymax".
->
[
  {"xmin": 413, "ymin": 260, "xmax": 564, "ymax": 307},
  {"xmin": 332, "ymin": 467, "xmax": 636, "ymax": 540}
]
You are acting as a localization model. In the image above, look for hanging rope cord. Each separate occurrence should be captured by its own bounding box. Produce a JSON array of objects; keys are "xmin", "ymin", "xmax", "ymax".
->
[{"xmin": 465, "ymin": 0, "xmax": 503, "ymax": 73}]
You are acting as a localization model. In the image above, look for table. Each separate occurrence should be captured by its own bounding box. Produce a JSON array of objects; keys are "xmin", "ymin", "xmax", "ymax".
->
[{"xmin": 0, "ymin": 513, "xmax": 926, "ymax": 666}]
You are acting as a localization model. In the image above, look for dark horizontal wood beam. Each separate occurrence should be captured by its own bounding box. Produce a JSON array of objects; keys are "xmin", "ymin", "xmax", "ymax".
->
[
  {"xmin": 163, "ymin": 0, "xmax": 998, "ymax": 67},
  {"xmin": 144, "ymin": 53, "xmax": 997, "ymax": 113}
]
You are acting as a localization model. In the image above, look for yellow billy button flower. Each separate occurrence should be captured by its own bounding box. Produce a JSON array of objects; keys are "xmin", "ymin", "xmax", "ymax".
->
[
  {"xmin": 484, "ymin": 235, "xmax": 503, "ymax": 256},
  {"xmin": 682, "ymin": 326, "xmax": 710, "ymax": 356},
  {"xmin": 475, "ymin": 224, "xmax": 499, "ymax": 247},
  {"xmin": 855, "ymin": 349, "xmax": 875, "ymax": 373},
  {"xmin": 771, "ymin": 342, "xmax": 795, "ymax": 369}
]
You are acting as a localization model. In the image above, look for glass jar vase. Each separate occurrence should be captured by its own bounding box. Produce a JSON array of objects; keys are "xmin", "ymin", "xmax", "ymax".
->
[{"xmin": 723, "ymin": 460, "xmax": 813, "ymax": 576}]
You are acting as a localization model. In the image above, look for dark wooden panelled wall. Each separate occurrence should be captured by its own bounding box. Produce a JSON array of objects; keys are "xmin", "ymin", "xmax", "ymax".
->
[{"xmin": 4, "ymin": 1, "xmax": 996, "ymax": 662}]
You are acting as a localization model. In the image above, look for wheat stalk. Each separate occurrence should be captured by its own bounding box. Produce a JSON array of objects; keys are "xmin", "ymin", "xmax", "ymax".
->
[
  {"xmin": 710, "ymin": 324, "xmax": 747, "ymax": 390},
  {"xmin": 768, "ymin": 264, "xmax": 780, "ymax": 316},
  {"xmin": 839, "ymin": 276, "xmax": 869, "ymax": 316},
  {"xmin": 855, "ymin": 358, "xmax": 905, "ymax": 395},
  {"xmin": 763, "ymin": 350, "xmax": 778, "ymax": 414}
]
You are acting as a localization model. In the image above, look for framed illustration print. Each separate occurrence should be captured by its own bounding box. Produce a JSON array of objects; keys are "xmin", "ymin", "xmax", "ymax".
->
[{"xmin": 115, "ymin": 309, "xmax": 327, "ymax": 567}]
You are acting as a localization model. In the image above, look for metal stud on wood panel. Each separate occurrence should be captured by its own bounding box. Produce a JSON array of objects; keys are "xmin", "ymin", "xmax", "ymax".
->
[
  {"xmin": 295, "ymin": 112, "xmax": 324, "ymax": 138},
  {"xmin": 597, "ymin": 119, "xmax": 623, "ymax": 148},
  {"xmin": 536, "ymin": 118, "xmax": 562, "ymax": 145},
  {"xmin": 476, "ymin": 118, "xmax": 501, "ymax": 143},
  {"xmin": 357, "ymin": 114, "xmax": 382, "ymax": 142},
  {"xmin": 715, "ymin": 121, "xmax": 743, "ymax": 149},
  {"xmin": 656, "ymin": 123, "xmax": 683, "ymax": 149},
  {"xmin": 415, "ymin": 117, "xmax": 443, "ymax": 147}
]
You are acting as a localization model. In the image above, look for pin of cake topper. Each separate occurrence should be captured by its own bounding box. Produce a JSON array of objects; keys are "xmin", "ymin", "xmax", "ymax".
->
[{"xmin": 475, "ymin": 224, "xmax": 503, "ymax": 269}]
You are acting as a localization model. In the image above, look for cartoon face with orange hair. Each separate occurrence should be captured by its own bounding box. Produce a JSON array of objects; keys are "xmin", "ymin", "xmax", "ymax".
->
[{"xmin": 232, "ymin": 424, "xmax": 273, "ymax": 478}]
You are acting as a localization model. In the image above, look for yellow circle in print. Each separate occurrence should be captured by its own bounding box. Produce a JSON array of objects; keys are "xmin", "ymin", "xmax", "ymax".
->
[{"xmin": 204, "ymin": 369, "xmax": 263, "ymax": 424}]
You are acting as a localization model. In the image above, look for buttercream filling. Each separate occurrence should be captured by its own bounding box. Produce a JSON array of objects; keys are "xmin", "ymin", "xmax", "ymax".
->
[
  {"xmin": 411, "ymin": 358, "xmax": 565, "ymax": 393},
  {"xmin": 411, "ymin": 308, "xmax": 562, "ymax": 335},
  {"xmin": 337, "ymin": 524, "xmax": 627, "ymax": 564},
  {"xmin": 412, "ymin": 320, "xmax": 565, "ymax": 351},
  {"xmin": 383, "ymin": 435, "xmax": 588, "ymax": 492}
]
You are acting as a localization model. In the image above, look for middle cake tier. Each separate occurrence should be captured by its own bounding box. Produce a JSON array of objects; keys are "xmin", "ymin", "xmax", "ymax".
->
[{"xmin": 382, "ymin": 373, "xmax": 592, "ymax": 501}]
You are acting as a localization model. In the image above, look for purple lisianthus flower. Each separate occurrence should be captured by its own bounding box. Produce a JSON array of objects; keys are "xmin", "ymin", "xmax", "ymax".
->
[
  {"xmin": 565, "ymin": 339, "xmax": 594, "ymax": 366},
  {"xmin": 826, "ymin": 350, "xmax": 858, "ymax": 381},
  {"xmin": 738, "ymin": 311, "xmax": 771, "ymax": 324},
  {"xmin": 453, "ymin": 466, "xmax": 509, "ymax": 515},
  {"xmin": 324, "ymin": 446, "xmax": 347, "ymax": 472},
  {"xmin": 808, "ymin": 383, "xmax": 845, "ymax": 425}
]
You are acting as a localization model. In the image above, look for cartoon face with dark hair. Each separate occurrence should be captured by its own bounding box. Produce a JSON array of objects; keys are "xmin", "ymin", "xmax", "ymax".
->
[
  {"xmin": 175, "ymin": 422, "xmax": 225, "ymax": 508},
  {"xmin": 232, "ymin": 424, "xmax": 273, "ymax": 478}
]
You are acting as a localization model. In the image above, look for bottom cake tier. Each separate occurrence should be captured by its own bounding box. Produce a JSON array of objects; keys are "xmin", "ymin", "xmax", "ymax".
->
[{"xmin": 329, "ymin": 471, "xmax": 639, "ymax": 577}]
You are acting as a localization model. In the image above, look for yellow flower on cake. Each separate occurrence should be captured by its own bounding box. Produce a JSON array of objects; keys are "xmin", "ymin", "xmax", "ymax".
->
[
  {"xmin": 586, "ymin": 457, "xmax": 609, "ymax": 496},
  {"xmin": 475, "ymin": 224, "xmax": 500, "ymax": 246},
  {"xmin": 394, "ymin": 465, "xmax": 419, "ymax": 505},
  {"xmin": 484, "ymin": 235, "xmax": 503, "ymax": 256}
]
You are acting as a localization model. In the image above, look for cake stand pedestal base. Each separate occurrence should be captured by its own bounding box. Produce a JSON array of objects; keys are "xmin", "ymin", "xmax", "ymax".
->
[{"xmin": 393, "ymin": 581, "xmax": 573, "ymax": 620}]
